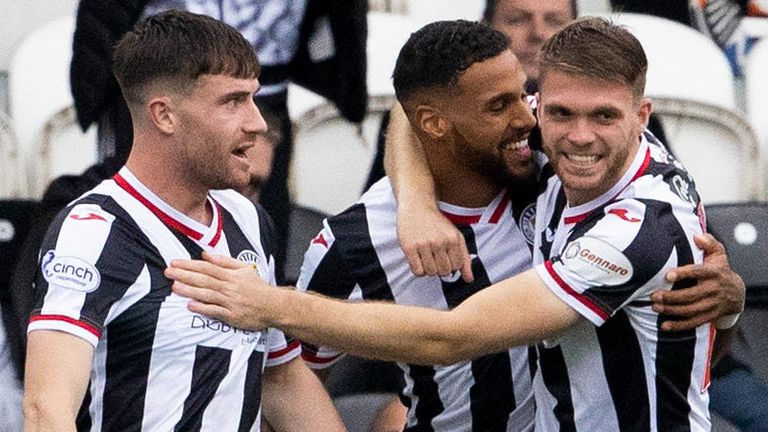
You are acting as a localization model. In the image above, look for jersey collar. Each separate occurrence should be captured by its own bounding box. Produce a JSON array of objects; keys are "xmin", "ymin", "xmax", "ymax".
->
[
  {"xmin": 439, "ymin": 189, "xmax": 511, "ymax": 225},
  {"xmin": 113, "ymin": 167, "xmax": 224, "ymax": 247},
  {"xmin": 562, "ymin": 135, "xmax": 651, "ymax": 225}
]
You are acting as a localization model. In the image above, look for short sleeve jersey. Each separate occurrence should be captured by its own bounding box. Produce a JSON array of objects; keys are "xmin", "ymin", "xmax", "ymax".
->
[
  {"xmin": 27, "ymin": 167, "xmax": 300, "ymax": 432},
  {"xmin": 531, "ymin": 133, "xmax": 713, "ymax": 431},
  {"xmin": 297, "ymin": 178, "xmax": 540, "ymax": 432}
]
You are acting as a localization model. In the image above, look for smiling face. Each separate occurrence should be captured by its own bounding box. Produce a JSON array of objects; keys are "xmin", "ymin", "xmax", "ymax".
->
[
  {"xmin": 538, "ymin": 70, "xmax": 651, "ymax": 205},
  {"xmin": 174, "ymin": 74, "xmax": 268, "ymax": 191},
  {"xmin": 488, "ymin": 0, "xmax": 573, "ymax": 81},
  {"xmin": 439, "ymin": 49, "xmax": 537, "ymax": 183}
]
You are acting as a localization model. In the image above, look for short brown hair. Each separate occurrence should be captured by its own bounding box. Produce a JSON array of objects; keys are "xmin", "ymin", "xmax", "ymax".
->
[
  {"xmin": 539, "ymin": 17, "xmax": 647, "ymax": 99},
  {"xmin": 113, "ymin": 10, "xmax": 260, "ymax": 105}
]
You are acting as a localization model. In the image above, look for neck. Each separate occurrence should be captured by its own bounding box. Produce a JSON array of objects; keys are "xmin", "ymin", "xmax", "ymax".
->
[
  {"xmin": 425, "ymin": 139, "xmax": 502, "ymax": 208},
  {"xmin": 125, "ymin": 138, "xmax": 212, "ymax": 226}
]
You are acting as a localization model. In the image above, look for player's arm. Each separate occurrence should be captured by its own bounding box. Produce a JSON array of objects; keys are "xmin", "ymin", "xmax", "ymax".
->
[
  {"xmin": 260, "ymin": 357, "xmax": 345, "ymax": 431},
  {"xmin": 384, "ymin": 103, "xmax": 472, "ymax": 281},
  {"xmin": 24, "ymin": 330, "xmax": 94, "ymax": 432},
  {"xmin": 653, "ymin": 233, "xmax": 745, "ymax": 331},
  {"xmin": 167, "ymin": 253, "xmax": 580, "ymax": 365}
]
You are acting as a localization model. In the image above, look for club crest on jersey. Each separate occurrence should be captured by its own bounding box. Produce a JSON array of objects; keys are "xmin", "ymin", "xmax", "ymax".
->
[
  {"xmin": 41, "ymin": 250, "xmax": 101, "ymax": 293},
  {"xmin": 519, "ymin": 203, "xmax": 536, "ymax": 245},
  {"xmin": 236, "ymin": 249, "xmax": 268, "ymax": 280},
  {"xmin": 561, "ymin": 237, "xmax": 633, "ymax": 285}
]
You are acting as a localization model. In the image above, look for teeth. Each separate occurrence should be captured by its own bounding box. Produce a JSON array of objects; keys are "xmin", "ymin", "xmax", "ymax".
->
[
  {"xmin": 502, "ymin": 139, "xmax": 529, "ymax": 151},
  {"xmin": 566, "ymin": 154, "xmax": 598, "ymax": 164}
]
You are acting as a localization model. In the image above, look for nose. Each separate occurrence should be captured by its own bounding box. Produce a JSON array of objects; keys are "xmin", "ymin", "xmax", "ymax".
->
[
  {"xmin": 244, "ymin": 99, "xmax": 268, "ymax": 134},
  {"xmin": 566, "ymin": 118, "xmax": 596, "ymax": 146},
  {"xmin": 528, "ymin": 16, "xmax": 546, "ymax": 42},
  {"xmin": 510, "ymin": 101, "xmax": 537, "ymax": 132}
]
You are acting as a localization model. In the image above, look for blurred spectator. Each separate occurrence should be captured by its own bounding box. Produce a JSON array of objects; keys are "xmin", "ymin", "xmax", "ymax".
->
[
  {"xmin": 0, "ymin": 306, "xmax": 23, "ymax": 431},
  {"xmin": 70, "ymin": 0, "xmax": 368, "ymax": 280}
]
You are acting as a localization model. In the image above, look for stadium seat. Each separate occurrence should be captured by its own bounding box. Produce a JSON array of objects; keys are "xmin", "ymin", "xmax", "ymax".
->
[
  {"xmin": 403, "ymin": 0, "xmax": 483, "ymax": 24},
  {"xmin": 0, "ymin": 111, "xmax": 25, "ymax": 198},
  {"xmin": 745, "ymin": 38, "xmax": 768, "ymax": 170},
  {"xmin": 287, "ymin": 12, "xmax": 421, "ymax": 215},
  {"xmin": 609, "ymin": 12, "xmax": 766, "ymax": 203},
  {"xmin": 25, "ymin": 106, "xmax": 97, "ymax": 198},
  {"xmin": 705, "ymin": 202, "xmax": 768, "ymax": 306},
  {"xmin": 7, "ymin": 15, "xmax": 97, "ymax": 198}
]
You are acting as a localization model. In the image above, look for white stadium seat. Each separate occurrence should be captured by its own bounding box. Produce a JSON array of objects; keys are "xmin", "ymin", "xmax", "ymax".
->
[
  {"xmin": 287, "ymin": 12, "xmax": 422, "ymax": 215},
  {"xmin": 8, "ymin": 15, "xmax": 97, "ymax": 197},
  {"xmin": 0, "ymin": 110, "xmax": 25, "ymax": 198},
  {"xmin": 609, "ymin": 12, "xmax": 766, "ymax": 203},
  {"xmin": 745, "ymin": 38, "xmax": 768, "ymax": 171}
]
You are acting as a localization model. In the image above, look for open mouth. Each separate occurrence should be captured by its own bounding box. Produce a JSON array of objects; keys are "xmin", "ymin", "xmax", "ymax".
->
[
  {"xmin": 501, "ymin": 139, "xmax": 529, "ymax": 151},
  {"xmin": 564, "ymin": 153, "xmax": 600, "ymax": 165}
]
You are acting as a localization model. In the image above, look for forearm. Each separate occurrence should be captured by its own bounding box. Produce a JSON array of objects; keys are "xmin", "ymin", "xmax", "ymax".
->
[
  {"xmin": 24, "ymin": 331, "xmax": 93, "ymax": 432},
  {"xmin": 270, "ymin": 289, "xmax": 475, "ymax": 365},
  {"xmin": 383, "ymin": 103, "xmax": 437, "ymax": 209},
  {"xmin": 261, "ymin": 357, "xmax": 344, "ymax": 431}
]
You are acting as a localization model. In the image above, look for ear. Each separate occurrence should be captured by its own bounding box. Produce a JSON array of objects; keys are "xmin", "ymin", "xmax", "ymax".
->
[
  {"xmin": 413, "ymin": 104, "xmax": 449, "ymax": 139},
  {"xmin": 636, "ymin": 97, "xmax": 652, "ymax": 135},
  {"xmin": 147, "ymin": 96, "xmax": 175, "ymax": 135}
]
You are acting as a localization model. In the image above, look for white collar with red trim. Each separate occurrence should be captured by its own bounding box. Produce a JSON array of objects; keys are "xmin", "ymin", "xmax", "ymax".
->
[
  {"xmin": 562, "ymin": 135, "xmax": 651, "ymax": 225},
  {"xmin": 113, "ymin": 167, "xmax": 223, "ymax": 247},
  {"xmin": 439, "ymin": 188, "xmax": 511, "ymax": 225}
]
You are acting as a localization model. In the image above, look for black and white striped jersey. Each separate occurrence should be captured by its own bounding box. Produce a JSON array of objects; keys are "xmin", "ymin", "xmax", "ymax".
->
[
  {"xmin": 532, "ymin": 133, "xmax": 712, "ymax": 431},
  {"xmin": 298, "ymin": 178, "xmax": 538, "ymax": 432},
  {"xmin": 28, "ymin": 167, "xmax": 300, "ymax": 432}
]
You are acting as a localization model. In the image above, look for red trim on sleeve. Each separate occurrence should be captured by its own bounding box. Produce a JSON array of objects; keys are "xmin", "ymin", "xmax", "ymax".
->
[
  {"xmin": 267, "ymin": 339, "xmax": 301, "ymax": 359},
  {"xmin": 301, "ymin": 351, "xmax": 342, "ymax": 365},
  {"xmin": 29, "ymin": 314, "xmax": 102, "ymax": 338},
  {"xmin": 544, "ymin": 261, "xmax": 609, "ymax": 321}
]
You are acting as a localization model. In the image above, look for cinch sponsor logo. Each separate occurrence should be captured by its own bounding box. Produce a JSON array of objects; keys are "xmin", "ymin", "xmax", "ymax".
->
[
  {"xmin": 579, "ymin": 248, "xmax": 630, "ymax": 276},
  {"xmin": 41, "ymin": 250, "xmax": 101, "ymax": 293}
]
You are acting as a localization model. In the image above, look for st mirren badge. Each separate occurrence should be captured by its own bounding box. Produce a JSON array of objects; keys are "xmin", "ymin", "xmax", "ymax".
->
[
  {"xmin": 519, "ymin": 203, "xmax": 536, "ymax": 245},
  {"xmin": 236, "ymin": 250, "xmax": 268, "ymax": 279}
]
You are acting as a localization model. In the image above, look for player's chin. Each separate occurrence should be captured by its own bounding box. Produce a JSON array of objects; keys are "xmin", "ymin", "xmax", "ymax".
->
[{"xmin": 504, "ymin": 159, "xmax": 537, "ymax": 181}]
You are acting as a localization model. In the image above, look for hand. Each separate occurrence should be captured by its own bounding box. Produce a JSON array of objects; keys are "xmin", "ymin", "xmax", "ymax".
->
[
  {"xmin": 397, "ymin": 202, "xmax": 473, "ymax": 282},
  {"xmin": 164, "ymin": 252, "xmax": 284, "ymax": 330},
  {"xmin": 652, "ymin": 233, "xmax": 746, "ymax": 331}
]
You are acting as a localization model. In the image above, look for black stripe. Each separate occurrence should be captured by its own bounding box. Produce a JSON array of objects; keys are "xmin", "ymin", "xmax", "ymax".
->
[
  {"xmin": 470, "ymin": 353, "xmax": 516, "ymax": 432},
  {"xmin": 440, "ymin": 226, "xmax": 517, "ymax": 430},
  {"xmin": 174, "ymin": 346, "xmax": 232, "ymax": 432},
  {"xmin": 596, "ymin": 310, "xmax": 650, "ymax": 431},
  {"xmin": 238, "ymin": 351, "xmax": 266, "ymax": 431},
  {"xmin": 655, "ymin": 202, "xmax": 697, "ymax": 432},
  {"xmin": 79, "ymin": 197, "xmax": 168, "ymax": 431},
  {"xmin": 75, "ymin": 388, "xmax": 92, "ymax": 431},
  {"xmin": 538, "ymin": 344, "xmax": 577, "ymax": 432},
  {"xmin": 327, "ymin": 203, "xmax": 395, "ymax": 302},
  {"xmin": 305, "ymin": 240, "xmax": 358, "ymax": 299},
  {"xmin": 404, "ymin": 364, "xmax": 443, "ymax": 432}
]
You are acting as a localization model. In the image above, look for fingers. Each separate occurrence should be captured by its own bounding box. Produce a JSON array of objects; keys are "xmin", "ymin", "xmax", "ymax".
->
[
  {"xmin": 171, "ymin": 280, "xmax": 228, "ymax": 306},
  {"xmin": 186, "ymin": 300, "xmax": 232, "ymax": 322},
  {"xmin": 404, "ymin": 247, "xmax": 426, "ymax": 277},
  {"xmin": 665, "ymin": 264, "xmax": 719, "ymax": 283},
  {"xmin": 654, "ymin": 295, "xmax": 718, "ymax": 317},
  {"xmin": 201, "ymin": 252, "xmax": 250, "ymax": 270},
  {"xmin": 660, "ymin": 312, "xmax": 718, "ymax": 332},
  {"xmin": 651, "ymin": 285, "xmax": 711, "ymax": 307},
  {"xmin": 165, "ymin": 265, "xmax": 225, "ymax": 292},
  {"xmin": 694, "ymin": 233, "xmax": 726, "ymax": 255},
  {"xmin": 168, "ymin": 257, "xmax": 232, "ymax": 282}
]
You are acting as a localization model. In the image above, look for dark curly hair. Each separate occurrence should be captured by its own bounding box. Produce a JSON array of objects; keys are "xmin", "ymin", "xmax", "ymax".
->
[{"xmin": 392, "ymin": 20, "xmax": 509, "ymax": 102}]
